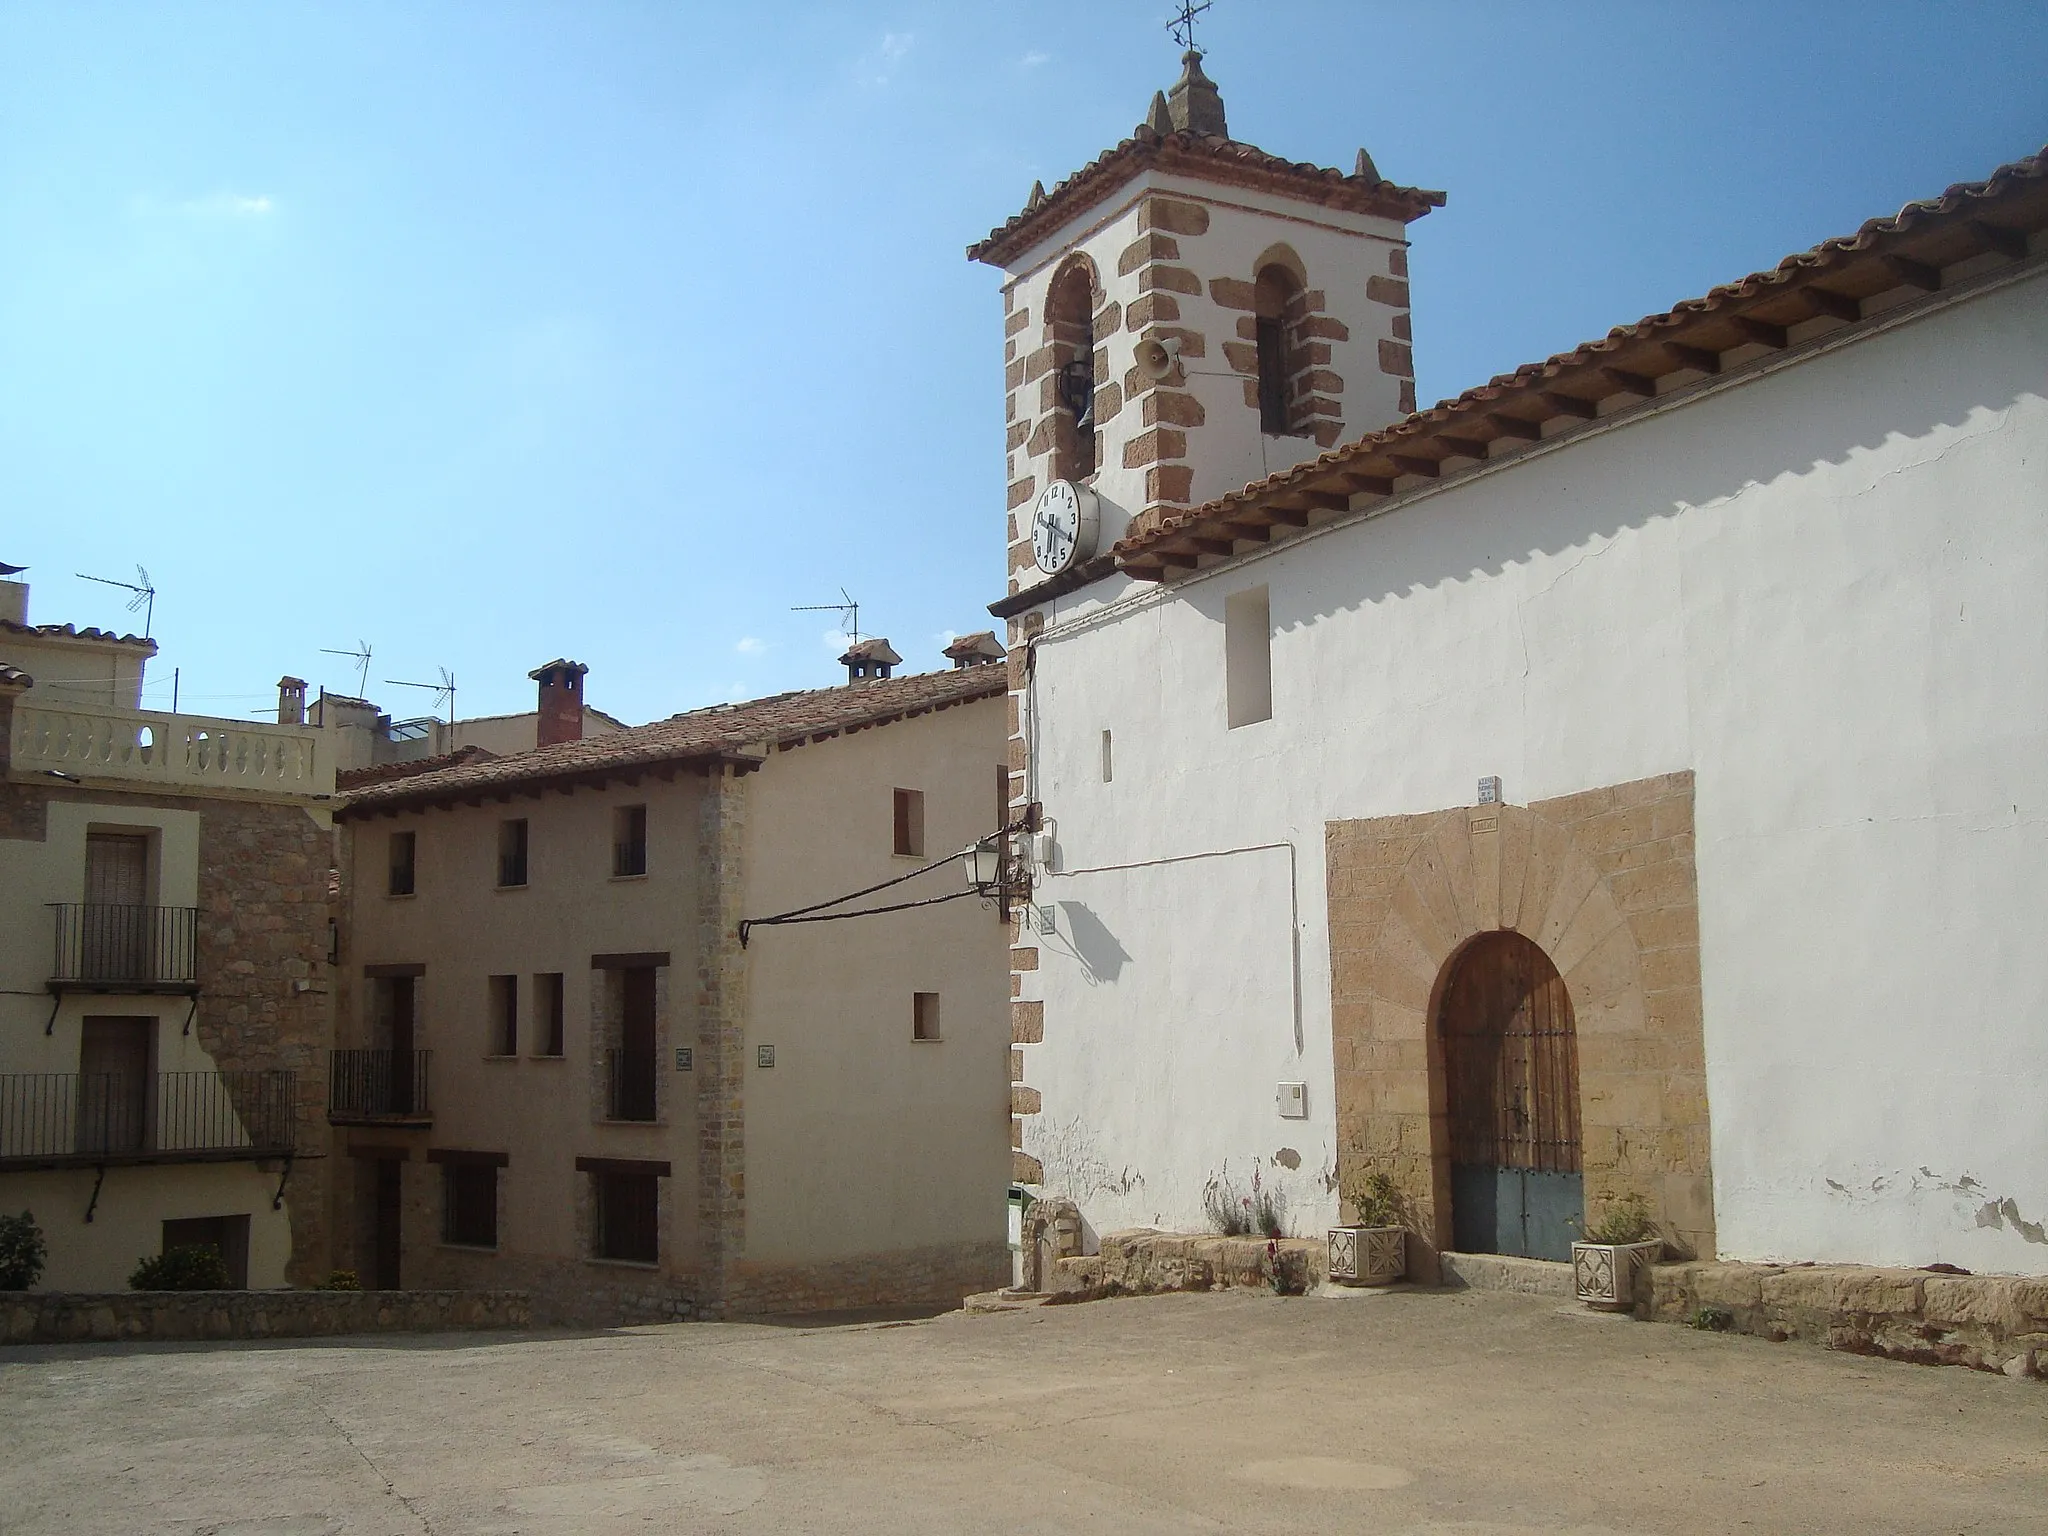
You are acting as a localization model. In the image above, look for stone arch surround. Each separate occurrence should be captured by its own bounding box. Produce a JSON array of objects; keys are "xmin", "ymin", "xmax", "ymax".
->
[{"xmin": 1325, "ymin": 772, "xmax": 1714, "ymax": 1271}]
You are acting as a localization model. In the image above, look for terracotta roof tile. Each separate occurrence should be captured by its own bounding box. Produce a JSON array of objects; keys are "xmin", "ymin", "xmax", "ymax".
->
[
  {"xmin": 0, "ymin": 616, "xmax": 157, "ymax": 651},
  {"xmin": 968, "ymin": 127, "xmax": 1443, "ymax": 267},
  {"xmin": 336, "ymin": 745, "xmax": 499, "ymax": 793},
  {"xmin": 337, "ymin": 666, "xmax": 1005, "ymax": 817},
  {"xmin": 1111, "ymin": 147, "xmax": 2048, "ymax": 570}
]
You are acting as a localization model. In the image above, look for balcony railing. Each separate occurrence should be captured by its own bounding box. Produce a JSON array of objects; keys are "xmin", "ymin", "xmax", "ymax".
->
[
  {"xmin": 606, "ymin": 1048, "xmax": 657, "ymax": 1123},
  {"xmin": 9, "ymin": 702, "xmax": 332, "ymax": 798},
  {"xmin": 49, "ymin": 904, "xmax": 198, "ymax": 987},
  {"xmin": 0, "ymin": 1071, "xmax": 295, "ymax": 1169},
  {"xmin": 328, "ymin": 1049, "xmax": 432, "ymax": 1124}
]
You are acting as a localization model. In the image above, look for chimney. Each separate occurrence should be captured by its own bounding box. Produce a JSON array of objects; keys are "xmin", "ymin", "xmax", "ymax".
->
[
  {"xmin": 839, "ymin": 638, "xmax": 901, "ymax": 685},
  {"xmin": 276, "ymin": 676, "xmax": 307, "ymax": 726},
  {"xmin": 529, "ymin": 659, "xmax": 589, "ymax": 747},
  {"xmin": 942, "ymin": 632, "xmax": 1006, "ymax": 670},
  {"xmin": 0, "ymin": 578, "xmax": 26, "ymax": 627}
]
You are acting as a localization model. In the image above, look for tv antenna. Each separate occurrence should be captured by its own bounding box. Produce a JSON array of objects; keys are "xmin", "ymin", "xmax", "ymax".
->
[
  {"xmin": 77, "ymin": 565, "xmax": 157, "ymax": 638},
  {"xmin": 791, "ymin": 587, "xmax": 862, "ymax": 645},
  {"xmin": 320, "ymin": 640, "xmax": 373, "ymax": 699},
  {"xmin": 1169, "ymin": 0, "xmax": 1211, "ymax": 52},
  {"xmin": 384, "ymin": 666, "xmax": 457, "ymax": 725}
]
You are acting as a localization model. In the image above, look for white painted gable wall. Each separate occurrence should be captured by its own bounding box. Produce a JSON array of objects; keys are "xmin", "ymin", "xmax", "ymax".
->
[{"xmin": 1018, "ymin": 268, "xmax": 2048, "ymax": 1275}]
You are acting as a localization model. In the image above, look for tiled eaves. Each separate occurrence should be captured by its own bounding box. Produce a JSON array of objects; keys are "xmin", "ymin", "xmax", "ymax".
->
[
  {"xmin": 1113, "ymin": 147, "xmax": 2048, "ymax": 579},
  {"xmin": 967, "ymin": 127, "xmax": 1444, "ymax": 268},
  {"xmin": 0, "ymin": 617, "xmax": 157, "ymax": 652},
  {"xmin": 335, "ymin": 667, "xmax": 1007, "ymax": 820}
]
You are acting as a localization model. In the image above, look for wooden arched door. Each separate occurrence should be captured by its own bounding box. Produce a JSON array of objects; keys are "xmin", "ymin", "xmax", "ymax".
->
[{"xmin": 1438, "ymin": 932, "xmax": 1583, "ymax": 1260}]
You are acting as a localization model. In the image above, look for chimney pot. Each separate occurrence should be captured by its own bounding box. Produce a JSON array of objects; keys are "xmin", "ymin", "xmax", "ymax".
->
[
  {"xmin": 838, "ymin": 638, "xmax": 902, "ymax": 685},
  {"xmin": 276, "ymin": 676, "xmax": 307, "ymax": 726},
  {"xmin": 528, "ymin": 658, "xmax": 589, "ymax": 747}
]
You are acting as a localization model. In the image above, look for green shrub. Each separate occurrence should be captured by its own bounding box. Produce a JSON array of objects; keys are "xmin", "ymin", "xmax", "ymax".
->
[
  {"xmin": 129, "ymin": 1244, "xmax": 230, "ymax": 1291},
  {"xmin": 1575, "ymin": 1191, "xmax": 1658, "ymax": 1246},
  {"xmin": 1691, "ymin": 1305, "xmax": 1735, "ymax": 1332},
  {"xmin": 0, "ymin": 1210, "xmax": 47, "ymax": 1290},
  {"xmin": 316, "ymin": 1269, "xmax": 362, "ymax": 1292},
  {"xmin": 1342, "ymin": 1169, "xmax": 1404, "ymax": 1228}
]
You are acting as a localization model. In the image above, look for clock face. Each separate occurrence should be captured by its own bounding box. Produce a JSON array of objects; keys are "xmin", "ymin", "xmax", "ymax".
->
[{"xmin": 1031, "ymin": 480, "xmax": 1097, "ymax": 575}]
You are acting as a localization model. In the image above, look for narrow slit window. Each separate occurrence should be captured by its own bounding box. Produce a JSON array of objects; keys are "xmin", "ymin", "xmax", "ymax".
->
[
  {"xmin": 488, "ymin": 974, "xmax": 518, "ymax": 1056},
  {"xmin": 1254, "ymin": 264, "xmax": 1303, "ymax": 436},
  {"xmin": 536, "ymin": 972, "xmax": 564, "ymax": 1057},
  {"xmin": 613, "ymin": 805, "xmax": 647, "ymax": 877},
  {"xmin": 1101, "ymin": 729, "xmax": 1114, "ymax": 783},
  {"xmin": 913, "ymin": 992, "xmax": 941, "ymax": 1042},
  {"xmin": 1226, "ymin": 586, "xmax": 1274, "ymax": 729},
  {"xmin": 497, "ymin": 819, "xmax": 529, "ymax": 888},
  {"xmin": 388, "ymin": 831, "xmax": 416, "ymax": 896},
  {"xmin": 893, "ymin": 788, "xmax": 925, "ymax": 857}
]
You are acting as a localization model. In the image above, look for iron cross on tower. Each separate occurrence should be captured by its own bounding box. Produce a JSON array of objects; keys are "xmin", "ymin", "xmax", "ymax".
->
[{"xmin": 1169, "ymin": 0, "xmax": 1211, "ymax": 53}]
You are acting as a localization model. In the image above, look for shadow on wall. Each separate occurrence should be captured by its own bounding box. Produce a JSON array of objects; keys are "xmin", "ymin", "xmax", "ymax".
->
[
  {"xmin": 1055, "ymin": 901, "xmax": 1132, "ymax": 985},
  {"xmin": 1162, "ymin": 301, "xmax": 2041, "ymax": 636}
]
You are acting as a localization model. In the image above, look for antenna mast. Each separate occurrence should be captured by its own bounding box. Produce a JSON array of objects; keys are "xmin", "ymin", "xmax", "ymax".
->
[
  {"xmin": 320, "ymin": 640, "xmax": 374, "ymax": 699},
  {"xmin": 76, "ymin": 565, "xmax": 157, "ymax": 639},
  {"xmin": 791, "ymin": 588, "xmax": 862, "ymax": 646}
]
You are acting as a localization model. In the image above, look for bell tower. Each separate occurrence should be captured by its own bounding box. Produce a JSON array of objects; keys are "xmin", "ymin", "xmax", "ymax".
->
[{"xmin": 969, "ymin": 49, "xmax": 1444, "ymax": 597}]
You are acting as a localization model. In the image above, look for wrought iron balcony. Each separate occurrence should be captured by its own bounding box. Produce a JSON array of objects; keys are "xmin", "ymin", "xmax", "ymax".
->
[
  {"xmin": 48, "ymin": 903, "xmax": 199, "ymax": 990},
  {"xmin": 328, "ymin": 1049, "xmax": 432, "ymax": 1125},
  {"xmin": 606, "ymin": 1048, "xmax": 657, "ymax": 1123},
  {"xmin": 0, "ymin": 1070, "xmax": 295, "ymax": 1171}
]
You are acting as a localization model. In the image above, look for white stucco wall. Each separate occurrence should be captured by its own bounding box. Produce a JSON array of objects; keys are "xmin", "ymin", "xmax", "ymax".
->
[{"xmin": 1017, "ymin": 268, "xmax": 2048, "ymax": 1275}]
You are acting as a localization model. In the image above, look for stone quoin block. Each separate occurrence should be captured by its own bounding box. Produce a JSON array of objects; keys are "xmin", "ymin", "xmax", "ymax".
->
[
  {"xmin": 1118, "ymin": 232, "xmax": 1180, "ymax": 274},
  {"xmin": 1146, "ymin": 464, "xmax": 1194, "ymax": 504},
  {"xmin": 1366, "ymin": 275, "xmax": 1411, "ymax": 307},
  {"xmin": 1007, "ymin": 476, "xmax": 1036, "ymax": 510},
  {"xmin": 1208, "ymin": 276, "xmax": 1259, "ymax": 311},
  {"xmin": 1123, "ymin": 427, "xmax": 1187, "ymax": 469},
  {"xmin": 1011, "ymin": 1001, "xmax": 1044, "ymax": 1044},
  {"xmin": 1005, "ymin": 307, "xmax": 1031, "ymax": 336},
  {"xmin": 1378, "ymin": 338, "xmax": 1414, "ymax": 378},
  {"xmin": 1125, "ymin": 292, "xmax": 1180, "ymax": 329},
  {"xmin": 1138, "ymin": 265, "xmax": 1204, "ymax": 296},
  {"xmin": 1138, "ymin": 197, "xmax": 1210, "ymax": 236},
  {"xmin": 1143, "ymin": 390, "xmax": 1205, "ymax": 429},
  {"xmin": 1388, "ymin": 246, "xmax": 1408, "ymax": 276}
]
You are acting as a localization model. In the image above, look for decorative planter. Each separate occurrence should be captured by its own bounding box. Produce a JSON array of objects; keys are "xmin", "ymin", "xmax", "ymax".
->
[
  {"xmin": 1572, "ymin": 1240, "xmax": 1663, "ymax": 1311},
  {"xmin": 1327, "ymin": 1225, "xmax": 1406, "ymax": 1287}
]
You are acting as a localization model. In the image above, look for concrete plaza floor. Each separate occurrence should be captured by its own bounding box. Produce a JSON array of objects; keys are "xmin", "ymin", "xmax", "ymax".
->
[{"xmin": 2, "ymin": 1286, "xmax": 2043, "ymax": 1534}]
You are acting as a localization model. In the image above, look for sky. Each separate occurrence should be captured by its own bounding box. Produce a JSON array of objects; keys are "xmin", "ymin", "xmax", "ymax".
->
[{"xmin": 2, "ymin": 1, "xmax": 2044, "ymax": 727}]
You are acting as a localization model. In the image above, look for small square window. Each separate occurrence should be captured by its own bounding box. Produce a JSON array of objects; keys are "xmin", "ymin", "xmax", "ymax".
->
[
  {"xmin": 613, "ymin": 805, "xmax": 647, "ymax": 877},
  {"xmin": 535, "ymin": 972, "xmax": 564, "ymax": 1057},
  {"xmin": 913, "ymin": 992, "xmax": 941, "ymax": 1042},
  {"xmin": 443, "ymin": 1163, "xmax": 498, "ymax": 1248},
  {"xmin": 497, "ymin": 819, "xmax": 529, "ymax": 887},
  {"xmin": 893, "ymin": 788, "xmax": 925, "ymax": 857},
  {"xmin": 388, "ymin": 831, "xmax": 416, "ymax": 896},
  {"xmin": 488, "ymin": 974, "xmax": 517, "ymax": 1056},
  {"xmin": 595, "ymin": 1171, "xmax": 658, "ymax": 1263}
]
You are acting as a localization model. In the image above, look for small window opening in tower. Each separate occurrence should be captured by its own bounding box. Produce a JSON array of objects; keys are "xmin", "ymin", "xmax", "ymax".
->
[
  {"xmin": 1048, "ymin": 262, "xmax": 1098, "ymax": 481},
  {"xmin": 1255, "ymin": 265, "xmax": 1303, "ymax": 435}
]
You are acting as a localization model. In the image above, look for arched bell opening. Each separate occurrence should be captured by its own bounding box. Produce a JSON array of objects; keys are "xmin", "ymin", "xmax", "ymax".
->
[{"xmin": 1432, "ymin": 930, "xmax": 1583, "ymax": 1260}]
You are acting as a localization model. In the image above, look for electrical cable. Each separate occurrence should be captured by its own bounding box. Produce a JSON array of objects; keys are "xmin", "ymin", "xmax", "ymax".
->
[{"xmin": 739, "ymin": 886, "xmax": 982, "ymax": 945}]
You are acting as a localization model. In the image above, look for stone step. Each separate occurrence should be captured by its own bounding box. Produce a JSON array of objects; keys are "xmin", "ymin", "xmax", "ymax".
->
[{"xmin": 1437, "ymin": 1251, "xmax": 1575, "ymax": 1298}]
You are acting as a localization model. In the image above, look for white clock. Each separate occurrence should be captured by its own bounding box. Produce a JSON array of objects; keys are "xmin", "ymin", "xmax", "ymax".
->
[{"xmin": 1029, "ymin": 480, "xmax": 1099, "ymax": 575}]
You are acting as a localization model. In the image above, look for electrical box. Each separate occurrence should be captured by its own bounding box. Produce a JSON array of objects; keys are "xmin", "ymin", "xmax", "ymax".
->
[{"xmin": 1277, "ymin": 1081, "xmax": 1307, "ymax": 1118}]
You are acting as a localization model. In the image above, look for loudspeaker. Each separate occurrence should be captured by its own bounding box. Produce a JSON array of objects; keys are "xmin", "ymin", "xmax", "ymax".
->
[{"xmin": 1135, "ymin": 334, "xmax": 1183, "ymax": 381}]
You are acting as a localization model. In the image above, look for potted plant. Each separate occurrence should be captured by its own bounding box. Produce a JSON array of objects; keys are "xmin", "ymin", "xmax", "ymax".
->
[
  {"xmin": 1571, "ymin": 1191, "xmax": 1663, "ymax": 1311},
  {"xmin": 1328, "ymin": 1169, "xmax": 1406, "ymax": 1287}
]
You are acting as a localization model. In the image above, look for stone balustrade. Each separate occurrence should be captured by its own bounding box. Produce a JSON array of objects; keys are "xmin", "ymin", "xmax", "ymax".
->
[{"xmin": 9, "ymin": 703, "xmax": 332, "ymax": 799}]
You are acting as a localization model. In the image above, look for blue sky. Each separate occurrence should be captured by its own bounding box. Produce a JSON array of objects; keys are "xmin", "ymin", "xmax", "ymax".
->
[{"xmin": 3, "ymin": 1, "xmax": 2043, "ymax": 726}]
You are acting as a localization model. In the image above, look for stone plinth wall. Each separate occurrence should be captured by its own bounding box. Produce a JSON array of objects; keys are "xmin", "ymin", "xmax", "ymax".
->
[
  {"xmin": 720, "ymin": 1240, "xmax": 1011, "ymax": 1319},
  {"xmin": 1048, "ymin": 1229, "xmax": 1327, "ymax": 1297},
  {"xmin": 1648, "ymin": 1263, "xmax": 2046, "ymax": 1378},
  {"xmin": 1, "ymin": 1289, "xmax": 531, "ymax": 1345}
]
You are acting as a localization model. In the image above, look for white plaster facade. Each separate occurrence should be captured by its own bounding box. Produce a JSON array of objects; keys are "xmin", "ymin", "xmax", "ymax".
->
[{"xmin": 1012, "ymin": 263, "xmax": 2048, "ymax": 1276}]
